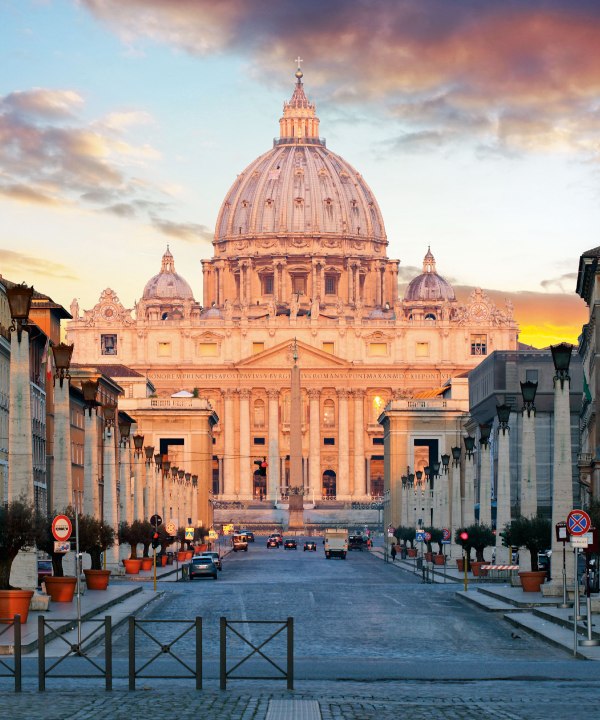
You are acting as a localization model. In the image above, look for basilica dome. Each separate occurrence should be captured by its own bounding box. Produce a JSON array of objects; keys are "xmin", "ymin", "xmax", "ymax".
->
[
  {"xmin": 214, "ymin": 69, "xmax": 386, "ymax": 251},
  {"xmin": 142, "ymin": 247, "xmax": 194, "ymax": 301},
  {"xmin": 404, "ymin": 249, "xmax": 456, "ymax": 302}
]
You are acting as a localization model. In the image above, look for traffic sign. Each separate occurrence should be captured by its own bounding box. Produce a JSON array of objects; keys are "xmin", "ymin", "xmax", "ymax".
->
[
  {"xmin": 424, "ymin": 532, "xmax": 432, "ymax": 542},
  {"xmin": 567, "ymin": 509, "xmax": 591, "ymax": 537},
  {"xmin": 54, "ymin": 541, "xmax": 70, "ymax": 554},
  {"xmin": 441, "ymin": 528, "xmax": 450, "ymax": 541},
  {"xmin": 416, "ymin": 531, "xmax": 425, "ymax": 542},
  {"xmin": 184, "ymin": 526, "xmax": 194, "ymax": 541},
  {"xmin": 165, "ymin": 521, "xmax": 177, "ymax": 536},
  {"xmin": 51, "ymin": 514, "xmax": 72, "ymax": 542},
  {"xmin": 571, "ymin": 535, "xmax": 590, "ymax": 548},
  {"xmin": 150, "ymin": 514, "xmax": 162, "ymax": 528}
]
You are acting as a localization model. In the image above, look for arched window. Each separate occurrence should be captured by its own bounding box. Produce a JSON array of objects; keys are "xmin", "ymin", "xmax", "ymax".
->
[
  {"xmin": 253, "ymin": 399, "xmax": 265, "ymax": 428},
  {"xmin": 323, "ymin": 399, "xmax": 335, "ymax": 427},
  {"xmin": 371, "ymin": 395, "xmax": 385, "ymax": 422},
  {"xmin": 425, "ymin": 313, "xmax": 436, "ymax": 321},
  {"xmin": 322, "ymin": 470, "xmax": 336, "ymax": 498}
]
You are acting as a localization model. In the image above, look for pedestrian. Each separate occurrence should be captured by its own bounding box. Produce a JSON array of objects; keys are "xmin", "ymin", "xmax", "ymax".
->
[{"xmin": 391, "ymin": 544, "xmax": 397, "ymax": 562}]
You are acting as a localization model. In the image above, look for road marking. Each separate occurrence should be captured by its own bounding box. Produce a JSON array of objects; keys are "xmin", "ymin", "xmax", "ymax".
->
[
  {"xmin": 308, "ymin": 591, "xmax": 315, "ymax": 608},
  {"xmin": 236, "ymin": 587, "xmax": 252, "ymax": 645},
  {"xmin": 383, "ymin": 594, "xmax": 403, "ymax": 606}
]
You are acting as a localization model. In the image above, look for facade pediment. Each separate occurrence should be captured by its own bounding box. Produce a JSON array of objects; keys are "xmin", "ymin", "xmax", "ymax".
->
[{"xmin": 237, "ymin": 340, "xmax": 350, "ymax": 369}]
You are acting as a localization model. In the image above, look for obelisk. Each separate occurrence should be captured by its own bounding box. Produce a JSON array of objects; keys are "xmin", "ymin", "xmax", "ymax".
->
[{"xmin": 288, "ymin": 339, "xmax": 304, "ymax": 529}]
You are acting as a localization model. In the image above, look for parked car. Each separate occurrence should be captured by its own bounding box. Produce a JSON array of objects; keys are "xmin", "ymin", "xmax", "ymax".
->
[
  {"xmin": 284, "ymin": 538, "xmax": 297, "ymax": 550},
  {"xmin": 267, "ymin": 537, "xmax": 279, "ymax": 548},
  {"xmin": 349, "ymin": 535, "xmax": 365, "ymax": 551},
  {"xmin": 239, "ymin": 530, "xmax": 255, "ymax": 542},
  {"xmin": 303, "ymin": 540, "xmax": 317, "ymax": 552},
  {"xmin": 199, "ymin": 551, "xmax": 222, "ymax": 571},
  {"xmin": 37, "ymin": 559, "xmax": 53, "ymax": 587},
  {"xmin": 189, "ymin": 556, "xmax": 218, "ymax": 580}
]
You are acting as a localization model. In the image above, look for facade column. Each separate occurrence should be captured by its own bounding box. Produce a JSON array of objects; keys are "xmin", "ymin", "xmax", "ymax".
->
[
  {"xmin": 495, "ymin": 409, "xmax": 512, "ymax": 564},
  {"xmin": 133, "ymin": 448, "xmax": 144, "ymax": 522},
  {"xmin": 144, "ymin": 459, "xmax": 153, "ymax": 523},
  {"xmin": 520, "ymin": 398, "xmax": 538, "ymax": 519},
  {"xmin": 479, "ymin": 433, "xmax": 492, "ymax": 527},
  {"xmin": 223, "ymin": 390, "xmax": 235, "ymax": 497},
  {"xmin": 53, "ymin": 377, "xmax": 73, "ymax": 510},
  {"xmin": 450, "ymin": 451, "xmax": 462, "ymax": 559},
  {"xmin": 267, "ymin": 389, "xmax": 280, "ymax": 502},
  {"xmin": 353, "ymin": 390, "xmax": 366, "ymax": 498},
  {"xmin": 102, "ymin": 418, "xmax": 119, "ymax": 568},
  {"xmin": 119, "ymin": 442, "xmax": 131, "ymax": 525},
  {"xmin": 463, "ymin": 445, "xmax": 476, "ymax": 527},
  {"xmin": 84, "ymin": 411, "xmax": 99, "ymax": 517},
  {"xmin": 7, "ymin": 329, "xmax": 33, "ymax": 503},
  {"xmin": 438, "ymin": 470, "xmax": 449, "ymax": 530},
  {"xmin": 337, "ymin": 390, "xmax": 350, "ymax": 499},
  {"xmin": 239, "ymin": 389, "xmax": 252, "ymax": 500},
  {"xmin": 308, "ymin": 389, "xmax": 320, "ymax": 500}
]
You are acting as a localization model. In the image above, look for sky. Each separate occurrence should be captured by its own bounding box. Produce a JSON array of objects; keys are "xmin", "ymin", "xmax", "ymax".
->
[{"xmin": 0, "ymin": 0, "xmax": 597, "ymax": 348}]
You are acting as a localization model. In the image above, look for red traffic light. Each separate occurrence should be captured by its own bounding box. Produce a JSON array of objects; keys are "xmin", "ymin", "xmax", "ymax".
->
[
  {"xmin": 261, "ymin": 461, "xmax": 268, "ymax": 468},
  {"xmin": 459, "ymin": 531, "xmax": 469, "ymax": 541}
]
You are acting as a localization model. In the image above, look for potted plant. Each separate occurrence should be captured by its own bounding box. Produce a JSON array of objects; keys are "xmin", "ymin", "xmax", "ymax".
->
[
  {"xmin": 38, "ymin": 509, "xmax": 77, "ymax": 602},
  {"xmin": 139, "ymin": 521, "xmax": 155, "ymax": 571},
  {"xmin": 176, "ymin": 527, "xmax": 194, "ymax": 560},
  {"xmin": 504, "ymin": 516, "xmax": 551, "ymax": 592},
  {"xmin": 118, "ymin": 520, "xmax": 147, "ymax": 574},
  {"xmin": 403, "ymin": 527, "xmax": 417, "ymax": 557},
  {"xmin": 156, "ymin": 525, "xmax": 176, "ymax": 566},
  {"xmin": 428, "ymin": 527, "xmax": 446, "ymax": 565},
  {"xmin": 464, "ymin": 524, "xmax": 495, "ymax": 575},
  {"xmin": 78, "ymin": 514, "xmax": 115, "ymax": 590},
  {"xmin": 0, "ymin": 499, "xmax": 46, "ymax": 623},
  {"xmin": 193, "ymin": 526, "xmax": 209, "ymax": 554}
]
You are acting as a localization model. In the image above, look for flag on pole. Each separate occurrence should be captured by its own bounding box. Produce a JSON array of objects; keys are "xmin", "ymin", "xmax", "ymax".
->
[
  {"xmin": 40, "ymin": 337, "xmax": 50, "ymax": 381},
  {"xmin": 47, "ymin": 345, "xmax": 54, "ymax": 382}
]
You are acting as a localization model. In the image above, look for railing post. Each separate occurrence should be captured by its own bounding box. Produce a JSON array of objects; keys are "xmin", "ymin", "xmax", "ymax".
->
[
  {"xmin": 14, "ymin": 615, "xmax": 21, "ymax": 693},
  {"xmin": 128, "ymin": 616, "xmax": 135, "ymax": 691},
  {"xmin": 195, "ymin": 617, "xmax": 202, "ymax": 690},
  {"xmin": 38, "ymin": 615, "xmax": 45, "ymax": 692},
  {"xmin": 105, "ymin": 616, "xmax": 112, "ymax": 691},
  {"xmin": 220, "ymin": 616, "xmax": 226, "ymax": 690},
  {"xmin": 287, "ymin": 617, "xmax": 294, "ymax": 690}
]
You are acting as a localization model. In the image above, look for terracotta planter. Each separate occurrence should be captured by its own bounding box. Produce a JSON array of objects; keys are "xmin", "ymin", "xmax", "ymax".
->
[
  {"xmin": 84, "ymin": 569, "xmax": 111, "ymax": 590},
  {"xmin": 424, "ymin": 552, "xmax": 433, "ymax": 562},
  {"xmin": 123, "ymin": 558, "xmax": 142, "ymax": 575},
  {"xmin": 470, "ymin": 561, "xmax": 485, "ymax": 577},
  {"xmin": 185, "ymin": 550, "xmax": 193, "ymax": 560},
  {"xmin": 433, "ymin": 554, "xmax": 446, "ymax": 565},
  {"xmin": 0, "ymin": 589, "xmax": 34, "ymax": 624},
  {"xmin": 194, "ymin": 544, "xmax": 208, "ymax": 554},
  {"xmin": 407, "ymin": 548, "xmax": 418, "ymax": 558},
  {"xmin": 519, "ymin": 570, "xmax": 547, "ymax": 593},
  {"xmin": 456, "ymin": 558, "xmax": 465, "ymax": 572},
  {"xmin": 177, "ymin": 551, "xmax": 188, "ymax": 562},
  {"xmin": 159, "ymin": 555, "xmax": 167, "ymax": 567},
  {"xmin": 140, "ymin": 557, "xmax": 154, "ymax": 571},
  {"xmin": 44, "ymin": 576, "xmax": 77, "ymax": 602}
]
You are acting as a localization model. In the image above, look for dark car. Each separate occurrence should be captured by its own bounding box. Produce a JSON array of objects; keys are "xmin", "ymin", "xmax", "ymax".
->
[
  {"xmin": 349, "ymin": 535, "xmax": 365, "ymax": 551},
  {"xmin": 303, "ymin": 541, "xmax": 317, "ymax": 552},
  {"xmin": 284, "ymin": 538, "xmax": 297, "ymax": 550},
  {"xmin": 37, "ymin": 559, "xmax": 53, "ymax": 587},
  {"xmin": 189, "ymin": 556, "xmax": 218, "ymax": 580},
  {"xmin": 267, "ymin": 537, "xmax": 279, "ymax": 548},
  {"xmin": 239, "ymin": 530, "xmax": 255, "ymax": 542}
]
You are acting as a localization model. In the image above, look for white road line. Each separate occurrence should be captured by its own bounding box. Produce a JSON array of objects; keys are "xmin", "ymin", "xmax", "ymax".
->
[
  {"xmin": 308, "ymin": 591, "xmax": 315, "ymax": 608},
  {"xmin": 383, "ymin": 593, "xmax": 403, "ymax": 606}
]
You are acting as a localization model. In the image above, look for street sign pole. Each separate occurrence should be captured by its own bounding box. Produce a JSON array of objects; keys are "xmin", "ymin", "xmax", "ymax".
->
[
  {"xmin": 75, "ymin": 511, "xmax": 82, "ymax": 650},
  {"xmin": 573, "ymin": 548, "xmax": 580, "ymax": 656}
]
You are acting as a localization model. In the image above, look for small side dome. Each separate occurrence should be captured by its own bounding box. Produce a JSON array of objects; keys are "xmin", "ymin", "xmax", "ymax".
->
[
  {"xmin": 404, "ymin": 248, "xmax": 456, "ymax": 302},
  {"xmin": 142, "ymin": 247, "xmax": 194, "ymax": 301}
]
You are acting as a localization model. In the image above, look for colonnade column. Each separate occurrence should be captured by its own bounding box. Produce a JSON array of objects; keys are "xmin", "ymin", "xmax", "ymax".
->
[
  {"xmin": 337, "ymin": 390, "xmax": 350, "ymax": 499},
  {"xmin": 267, "ymin": 389, "xmax": 280, "ymax": 502},
  {"xmin": 84, "ymin": 410, "xmax": 99, "ymax": 517},
  {"xmin": 239, "ymin": 389, "xmax": 252, "ymax": 499},
  {"xmin": 53, "ymin": 373, "xmax": 73, "ymax": 511},
  {"xmin": 353, "ymin": 390, "xmax": 366, "ymax": 498},
  {"xmin": 223, "ymin": 390, "xmax": 235, "ymax": 497},
  {"xmin": 450, "ymin": 449, "xmax": 462, "ymax": 559},
  {"xmin": 478, "ymin": 427, "xmax": 492, "ymax": 527},
  {"xmin": 133, "ymin": 446, "xmax": 143, "ymax": 521},
  {"xmin": 495, "ymin": 406, "xmax": 511, "ymax": 564},
  {"xmin": 462, "ymin": 439, "xmax": 476, "ymax": 527},
  {"xmin": 119, "ymin": 441, "xmax": 130, "ymax": 524},
  {"xmin": 308, "ymin": 389, "xmax": 321, "ymax": 501},
  {"xmin": 102, "ymin": 415, "xmax": 119, "ymax": 567}
]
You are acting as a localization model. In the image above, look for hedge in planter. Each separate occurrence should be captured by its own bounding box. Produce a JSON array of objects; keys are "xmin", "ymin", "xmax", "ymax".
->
[
  {"xmin": 78, "ymin": 515, "xmax": 115, "ymax": 570},
  {"xmin": 502, "ymin": 516, "xmax": 551, "ymax": 572},
  {"xmin": 118, "ymin": 520, "xmax": 148, "ymax": 560}
]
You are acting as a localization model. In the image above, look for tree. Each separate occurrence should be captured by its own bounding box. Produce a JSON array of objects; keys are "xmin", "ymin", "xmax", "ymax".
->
[
  {"xmin": 78, "ymin": 515, "xmax": 115, "ymax": 570},
  {"xmin": 118, "ymin": 520, "xmax": 148, "ymax": 559},
  {"xmin": 503, "ymin": 516, "xmax": 551, "ymax": 572},
  {"xmin": 464, "ymin": 524, "xmax": 495, "ymax": 562},
  {"xmin": 138, "ymin": 520, "xmax": 154, "ymax": 558},
  {"xmin": 0, "ymin": 499, "xmax": 46, "ymax": 590},
  {"xmin": 424, "ymin": 527, "xmax": 443, "ymax": 554}
]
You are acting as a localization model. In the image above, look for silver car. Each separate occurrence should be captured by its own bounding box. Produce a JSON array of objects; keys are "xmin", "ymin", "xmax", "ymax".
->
[{"xmin": 200, "ymin": 551, "xmax": 222, "ymax": 571}]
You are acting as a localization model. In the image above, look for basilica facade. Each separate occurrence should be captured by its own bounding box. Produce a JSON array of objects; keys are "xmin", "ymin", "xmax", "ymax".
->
[{"xmin": 67, "ymin": 69, "xmax": 519, "ymax": 508}]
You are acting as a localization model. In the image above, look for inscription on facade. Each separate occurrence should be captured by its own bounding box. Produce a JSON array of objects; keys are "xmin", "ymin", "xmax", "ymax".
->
[{"xmin": 151, "ymin": 370, "xmax": 439, "ymax": 382}]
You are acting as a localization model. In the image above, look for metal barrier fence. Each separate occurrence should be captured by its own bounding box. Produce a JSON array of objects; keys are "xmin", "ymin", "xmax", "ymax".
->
[
  {"xmin": 0, "ymin": 615, "xmax": 22, "ymax": 692},
  {"xmin": 220, "ymin": 616, "xmax": 293, "ymax": 690},
  {"xmin": 128, "ymin": 617, "xmax": 202, "ymax": 690},
  {"xmin": 38, "ymin": 616, "xmax": 112, "ymax": 691}
]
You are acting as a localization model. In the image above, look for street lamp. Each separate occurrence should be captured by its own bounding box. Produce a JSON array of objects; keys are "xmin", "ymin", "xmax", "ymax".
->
[
  {"xmin": 496, "ymin": 403, "xmax": 511, "ymax": 431},
  {"xmin": 133, "ymin": 434, "xmax": 144, "ymax": 456},
  {"xmin": 103, "ymin": 404, "xmax": 116, "ymax": 431},
  {"xmin": 464, "ymin": 436, "xmax": 475, "ymax": 458},
  {"xmin": 81, "ymin": 380, "xmax": 99, "ymax": 415},
  {"xmin": 119, "ymin": 418, "xmax": 131, "ymax": 447},
  {"xmin": 6, "ymin": 282, "xmax": 34, "ymax": 343},
  {"xmin": 520, "ymin": 381, "xmax": 538, "ymax": 522},
  {"xmin": 451, "ymin": 446, "xmax": 461, "ymax": 466},
  {"xmin": 479, "ymin": 424, "xmax": 492, "ymax": 446},
  {"xmin": 495, "ymin": 404, "xmax": 512, "ymax": 563},
  {"xmin": 551, "ymin": 342, "xmax": 573, "ymax": 385},
  {"xmin": 51, "ymin": 342, "xmax": 74, "ymax": 510},
  {"xmin": 52, "ymin": 342, "xmax": 74, "ymax": 388},
  {"xmin": 520, "ymin": 380, "xmax": 538, "ymax": 415},
  {"xmin": 441, "ymin": 454, "xmax": 450, "ymax": 474}
]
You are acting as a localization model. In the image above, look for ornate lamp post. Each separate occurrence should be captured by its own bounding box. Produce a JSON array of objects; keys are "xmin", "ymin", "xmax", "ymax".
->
[
  {"xmin": 132, "ymin": 434, "xmax": 144, "ymax": 521},
  {"xmin": 118, "ymin": 417, "xmax": 132, "ymax": 524},
  {"xmin": 520, "ymin": 380, "xmax": 538, "ymax": 521},
  {"xmin": 81, "ymin": 379, "xmax": 100, "ymax": 517},
  {"xmin": 451, "ymin": 446, "xmax": 462, "ymax": 559},
  {"xmin": 548, "ymin": 342, "xmax": 575, "ymax": 592},
  {"xmin": 495, "ymin": 404, "xmax": 512, "ymax": 564},
  {"xmin": 439, "ymin": 454, "xmax": 450, "ymax": 529},
  {"xmin": 478, "ymin": 424, "xmax": 492, "ymax": 528},
  {"xmin": 52, "ymin": 343, "xmax": 74, "ymax": 510},
  {"xmin": 6, "ymin": 282, "xmax": 34, "ymax": 503},
  {"xmin": 463, "ymin": 436, "xmax": 476, "ymax": 527},
  {"xmin": 154, "ymin": 454, "xmax": 163, "ymax": 520}
]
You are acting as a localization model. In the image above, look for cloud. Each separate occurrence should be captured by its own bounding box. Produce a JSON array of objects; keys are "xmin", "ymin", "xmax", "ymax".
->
[
  {"xmin": 151, "ymin": 218, "xmax": 213, "ymax": 244},
  {"xmin": 0, "ymin": 183, "xmax": 58, "ymax": 205},
  {"xmin": 0, "ymin": 89, "xmax": 84, "ymax": 118},
  {"xmin": 0, "ymin": 248, "xmax": 79, "ymax": 281},
  {"xmin": 81, "ymin": 0, "xmax": 600, "ymax": 158}
]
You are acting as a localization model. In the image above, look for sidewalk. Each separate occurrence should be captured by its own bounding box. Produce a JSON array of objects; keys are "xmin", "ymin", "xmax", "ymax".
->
[{"xmin": 369, "ymin": 545, "xmax": 600, "ymax": 660}]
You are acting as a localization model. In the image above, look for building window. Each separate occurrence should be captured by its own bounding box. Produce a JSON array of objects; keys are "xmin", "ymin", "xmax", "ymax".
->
[
  {"xmin": 262, "ymin": 274, "xmax": 274, "ymax": 295},
  {"xmin": 101, "ymin": 334, "xmax": 117, "ymax": 355},
  {"xmin": 253, "ymin": 399, "xmax": 265, "ymax": 428},
  {"xmin": 325, "ymin": 274, "xmax": 338, "ymax": 295},
  {"xmin": 368, "ymin": 342, "xmax": 387, "ymax": 357},
  {"xmin": 526, "ymin": 369, "xmax": 539, "ymax": 383},
  {"xmin": 322, "ymin": 342, "xmax": 334, "ymax": 354},
  {"xmin": 470, "ymin": 335, "xmax": 487, "ymax": 355},
  {"xmin": 425, "ymin": 313, "xmax": 436, "ymax": 321},
  {"xmin": 416, "ymin": 342, "xmax": 429, "ymax": 357},
  {"xmin": 158, "ymin": 342, "xmax": 171, "ymax": 357},
  {"xmin": 292, "ymin": 275, "xmax": 306, "ymax": 295},
  {"xmin": 252, "ymin": 342, "xmax": 265, "ymax": 355},
  {"xmin": 323, "ymin": 399, "xmax": 335, "ymax": 427},
  {"xmin": 372, "ymin": 395, "xmax": 385, "ymax": 422},
  {"xmin": 198, "ymin": 342, "xmax": 218, "ymax": 357},
  {"xmin": 323, "ymin": 437, "xmax": 335, "ymax": 446},
  {"xmin": 372, "ymin": 437, "xmax": 384, "ymax": 446},
  {"xmin": 253, "ymin": 437, "xmax": 265, "ymax": 445}
]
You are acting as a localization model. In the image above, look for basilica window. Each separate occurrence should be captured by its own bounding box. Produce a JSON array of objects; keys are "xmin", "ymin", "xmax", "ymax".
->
[
  {"xmin": 324, "ymin": 274, "xmax": 338, "ymax": 295},
  {"xmin": 291, "ymin": 275, "xmax": 306, "ymax": 295},
  {"xmin": 416, "ymin": 342, "xmax": 429, "ymax": 357},
  {"xmin": 372, "ymin": 395, "xmax": 385, "ymax": 422},
  {"xmin": 198, "ymin": 342, "xmax": 218, "ymax": 357},
  {"xmin": 322, "ymin": 342, "xmax": 334, "ymax": 354},
  {"xmin": 470, "ymin": 335, "xmax": 487, "ymax": 356},
  {"xmin": 368, "ymin": 342, "xmax": 387, "ymax": 357},
  {"xmin": 158, "ymin": 342, "xmax": 171, "ymax": 357},
  {"xmin": 252, "ymin": 342, "xmax": 265, "ymax": 355},
  {"xmin": 100, "ymin": 334, "xmax": 117, "ymax": 356},
  {"xmin": 253, "ymin": 399, "xmax": 265, "ymax": 428},
  {"xmin": 262, "ymin": 274, "xmax": 274, "ymax": 295},
  {"xmin": 323, "ymin": 399, "xmax": 335, "ymax": 427},
  {"xmin": 425, "ymin": 313, "xmax": 436, "ymax": 321}
]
